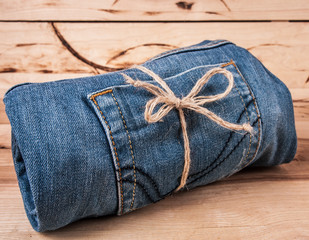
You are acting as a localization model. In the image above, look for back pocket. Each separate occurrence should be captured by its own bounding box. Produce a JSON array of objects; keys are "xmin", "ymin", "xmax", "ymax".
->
[{"xmin": 87, "ymin": 60, "xmax": 261, "ymax": 215}]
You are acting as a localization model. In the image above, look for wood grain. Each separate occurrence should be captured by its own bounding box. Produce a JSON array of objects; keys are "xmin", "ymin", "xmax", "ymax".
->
[
  {"xmin": 1, "ymin": 22, "xmax": 309, "ymax": 123},
  {"xmin": 0, "ymin": 138, "xmax": 308, "ymax": 238},
  {"xmin": 0, "ymin": 182, "xmax": 308, "ymax": 239},
  {"xmin": 1, "ymin": 22, "xmax": 308, "ymax": 124},
  {"xmin": 0, "ymin": 22, "xmax": 308, "ymax": 89},
  {"xmin": 0, "ymin": 0, "xmax": 309, "ymax": 21},
  {"xmin": 1, "ymin": 0, "xmax": 308, "ymax": 238}
]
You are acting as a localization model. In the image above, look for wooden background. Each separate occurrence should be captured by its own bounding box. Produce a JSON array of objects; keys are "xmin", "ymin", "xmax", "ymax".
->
[{"xmin": 0, "ymin": 0, "xmax": 309, "ymax": 239}]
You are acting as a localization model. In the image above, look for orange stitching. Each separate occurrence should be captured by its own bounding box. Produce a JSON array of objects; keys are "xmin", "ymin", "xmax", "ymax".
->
[
  {"xmin": 220, "ymin": 60, "xmax": 233, "ymax": 68},
  {"xmin": 111, "ymin": 92, "xmax": 137, "ymax": 210},
  {"xmin": 91, "ymin": 89, "xmax": 113, "ymax": 98},
  {"xmin": 90, "ymin": 92, "xmax": 124, "ymax": 214},
  {"xmin": 230, "ymin": 60, "xmax": 261, "ymax": 166}
]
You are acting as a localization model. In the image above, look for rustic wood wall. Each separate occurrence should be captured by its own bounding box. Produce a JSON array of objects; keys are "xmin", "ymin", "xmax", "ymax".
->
[{"xmin": 0, "ymin": 0, "xmax": 308, "ymax": 239}]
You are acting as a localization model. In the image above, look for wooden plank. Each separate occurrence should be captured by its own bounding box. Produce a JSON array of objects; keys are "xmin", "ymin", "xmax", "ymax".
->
[
  {"xmin": 1, "ymin": 1, "xmax": 308, "ymax": 237},
  {"xmin": 0, "ymin": 0, "xmax": 309, "ymax": 21},
  {"xmin": 0, "ymin": 73, "xmax": 92, "ymax": 89},
  {"xmin": 0, "ymin": 166, "xmax": 16, "ymax": 184},
  {"xmin": 1, "ymin": 23, "xmax": 308, "ymax": 125},
  {"xmin": 296, "ymin": 121, "xmax": 309, "ymax": 140},
  {"xmin": 0, "ymin": 180, "xmax": 308, "ymax": 238},
  {"xmin": 1, "ymin": 141, "xmax": 309, "ymax": 235},
  {"xmin": 0, "ymin": 124, "xmax": 10, "ymax": 149},
  {"xmin": 290, "ymin": 88, "xmax": 309, "ymax": 122},
  {"xmin": 0, "ymin": 149, "xmax": 13, "ymax": 166},
  {"xmin": 0, "ymin": 22, "xmax": 308, "ymax": 89}
]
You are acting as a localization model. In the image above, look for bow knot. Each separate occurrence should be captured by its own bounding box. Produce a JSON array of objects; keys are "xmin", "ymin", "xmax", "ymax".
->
[
  {"xmin": 121, "ymin": 65, "xmax": 253, "ymax": 192},
  {"xmin": 174, "ymin": 97, "xmax": 182, "ymax": 109}
]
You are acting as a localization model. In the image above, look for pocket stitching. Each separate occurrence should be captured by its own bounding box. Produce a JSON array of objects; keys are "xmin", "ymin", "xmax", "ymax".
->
[
  {"xmin": 89, "ymin": 59, "xmax": 261, "ymax": 199},
  {"xmin": 230, "ymin": 60, "xmax": 261, "ymax": 167},
  {"xmin": 186, "ymin": 59, "xmax": 260, "ymax": 185},
  {"xmin": 187, "ymin": 99, "xmax": 253, "ymax": 182},
  {"xmin": 90, "ymin": 89, "xmax": 124, "ymax": 215},
  {"xmin": 224, "ymin": 61, "xmax": 253, "ymax": 166},
  {"xmin": 110, "ymin": 91, "xmax": 137, "ymax": 211}
]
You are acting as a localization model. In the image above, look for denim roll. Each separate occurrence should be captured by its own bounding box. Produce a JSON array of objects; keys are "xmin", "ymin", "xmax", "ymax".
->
[{"xmin": 3, "ymin": 40, "xmax": 297, "ymax": 232}]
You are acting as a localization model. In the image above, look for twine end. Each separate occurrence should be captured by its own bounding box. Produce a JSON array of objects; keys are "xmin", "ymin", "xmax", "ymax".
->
[
  {"xmin": 121, "ymin": 73, "xmax": 135, "ymax": 85},
  {"xmin": 243, "ymin": 123, "xmax": 254, "ymax": 135}
]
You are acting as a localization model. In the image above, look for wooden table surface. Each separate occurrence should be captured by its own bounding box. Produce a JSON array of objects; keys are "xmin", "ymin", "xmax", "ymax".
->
[{"xmin": 0, "ymin": 0, "xmax": 309, "ymax": 239}]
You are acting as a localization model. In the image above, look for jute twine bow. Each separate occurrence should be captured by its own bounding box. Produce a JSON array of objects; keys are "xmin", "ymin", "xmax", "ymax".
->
[{"xmin": 121, "ymin": 65, "xmax": 253, "ymax": 192}]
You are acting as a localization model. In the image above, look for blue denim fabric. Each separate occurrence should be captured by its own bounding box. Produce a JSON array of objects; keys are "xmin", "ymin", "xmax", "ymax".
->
[{"xmin": 3, "ymin": 40, "xmax": 297, "ymax": 232}]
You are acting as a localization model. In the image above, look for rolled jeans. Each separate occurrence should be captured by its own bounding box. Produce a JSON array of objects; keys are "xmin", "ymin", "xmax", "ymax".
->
[{"xmin": 3, "ymin": 39, "xmax": 297, "ymax": 232}]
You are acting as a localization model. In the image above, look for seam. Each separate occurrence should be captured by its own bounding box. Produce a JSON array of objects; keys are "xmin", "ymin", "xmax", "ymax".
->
[
  {"xmin": 186, "ymin": 59, "xmax": 255, "ymax": 184},
  {"xmin": 149, "ymin": 40, "xmax": 231, "ymax": 62},
  {"xmin": 223, "ymin": 60, "xmax": 259, "ymax": 166},
  {"xmin": 125, "ymin": 64, "xmax": 227, "ymax": 86},
  {"xmin": 90, "ymin": 89, "xmax": 124, "ymax": 215},
  {"xmin": 164, "ymin": 63, "xmax": 227, "ymax": 81},
  {"xmin": 189, "ymin": 117, "xmax": 259, "ymax": 185},
  {"xmin": 187, "ymin": 98, "xmax": 253, "ymax": 180},
  {"xmin": 110, "ymin": 92, "xmax": 137, "ymax": 210},
  {"xmin": 187, "ymin": 60, "xmax": 252, "ymax": 181},
  {"xmin": 230, "ymin": 60, "xmax": 261, "ymax": 166},
  {"xmin": 121, "ymin": 179, "xmax": 155, "ymax": 203},
  {"xmin": 122, "ymin": 166, "xmax": 162, "ymax": 198},
  {"xmin": 229, "ymin": 74, "xmax": 252, "ymax": 166},
  {"xmin": 192, "ymin": 134, "xmax": 248, "ymax": 184}
]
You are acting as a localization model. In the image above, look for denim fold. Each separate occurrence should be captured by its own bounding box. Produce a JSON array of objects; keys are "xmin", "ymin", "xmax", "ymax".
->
[{"xmin": 3, "ymin": 40, "xmax": 297, "ymax": 232}]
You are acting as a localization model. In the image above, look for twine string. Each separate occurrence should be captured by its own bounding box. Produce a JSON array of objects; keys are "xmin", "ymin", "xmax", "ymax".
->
[{"xmin": 121, "ymin": 65, "xmax": 253, "ymax": 192}]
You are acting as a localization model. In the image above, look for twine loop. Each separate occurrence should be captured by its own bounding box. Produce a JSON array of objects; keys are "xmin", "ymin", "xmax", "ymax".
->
[{"xmin": 121, "ymin": 65, "xmax": 253, "ymax": 192}]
